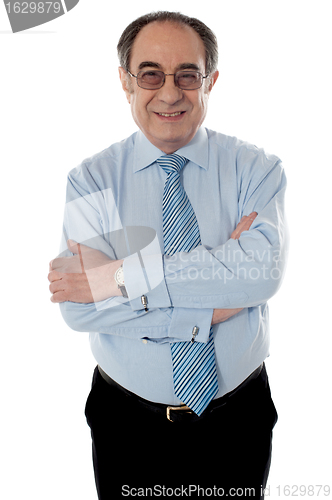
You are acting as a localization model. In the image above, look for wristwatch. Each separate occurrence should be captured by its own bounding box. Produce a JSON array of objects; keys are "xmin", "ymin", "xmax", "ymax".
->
[{"xmin": 114, "ymin": 264, "xmax": 128, "ymax": 298}]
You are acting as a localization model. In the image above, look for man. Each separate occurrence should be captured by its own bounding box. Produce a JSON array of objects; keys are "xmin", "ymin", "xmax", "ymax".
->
[{"xmin": 48, "ymin": 11, "xmax": 287, "ymax": 499}]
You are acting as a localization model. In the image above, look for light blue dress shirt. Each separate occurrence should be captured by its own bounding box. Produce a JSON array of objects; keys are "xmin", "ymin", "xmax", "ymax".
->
[{"xmin": 59, "ymin": 127, "xmax": 288, "ymax": 405}]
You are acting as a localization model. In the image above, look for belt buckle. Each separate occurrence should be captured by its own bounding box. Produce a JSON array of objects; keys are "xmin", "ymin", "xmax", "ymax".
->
[{"xmin": 166, "ymin": 404, "xmax": 193, "ymax": 422}]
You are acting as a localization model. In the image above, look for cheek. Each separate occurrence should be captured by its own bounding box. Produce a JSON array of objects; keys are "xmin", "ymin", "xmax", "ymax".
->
[
  {"xmin": 131, "ymin": 92, "xmax": 151, "ymax": 117},
  {"xmin": 199, "ymin": 91, "xmax": 209, "ymax": 108},
  {"xmin": 130, "ymin": 96, "xmax": 152, "ymax": 130},
  {"xmin": 191, "ymin": 90, "xmax": 207, "ymax": 110},
  {"xmin": 130, "ymin": 95, "xmax": 141, "ymax": 119},
  {"xmin": 189, "ymin": 95, "xmax": 208, "ymax": 123},
  {"xmin": 199, "ymin": 94, "xmax": 210, "ymax": 117}
]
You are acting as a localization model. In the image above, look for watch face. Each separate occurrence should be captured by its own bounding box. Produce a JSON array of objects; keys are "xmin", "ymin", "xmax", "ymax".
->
[{"xmin": 115, "ymin": 266, "xmax": 125, "ymax": 286}]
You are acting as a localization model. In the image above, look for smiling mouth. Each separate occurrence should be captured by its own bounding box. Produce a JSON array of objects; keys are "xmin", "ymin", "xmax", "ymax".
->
[{"xmin": 156, "ymin": 111, "xmax": 185, "ymax": 117}]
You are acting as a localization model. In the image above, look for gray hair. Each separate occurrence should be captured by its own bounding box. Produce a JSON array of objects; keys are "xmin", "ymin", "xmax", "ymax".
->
[{"xmin": 117, "ymin": 11, "xmax": 218, "ymax": 75}]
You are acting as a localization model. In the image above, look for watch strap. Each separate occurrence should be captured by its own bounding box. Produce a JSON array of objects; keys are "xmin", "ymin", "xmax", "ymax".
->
[{"xmin": 119, "ymin": 284, "xmax": 128, "ymax": 298}]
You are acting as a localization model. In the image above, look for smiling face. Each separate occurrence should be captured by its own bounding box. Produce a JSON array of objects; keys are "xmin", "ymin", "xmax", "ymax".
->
[{"xmin": 119, "ymin": 21, "xmax": 219, "ymax": 154}]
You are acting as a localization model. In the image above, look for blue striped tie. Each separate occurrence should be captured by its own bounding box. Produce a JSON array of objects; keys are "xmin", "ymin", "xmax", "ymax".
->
[{"xmin": 157, "ymin": 153, "xmax": 219, "ymax": 416}]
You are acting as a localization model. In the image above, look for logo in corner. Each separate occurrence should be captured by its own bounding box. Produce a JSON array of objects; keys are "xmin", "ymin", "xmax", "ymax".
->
[{"xmin": 3, "ymin": 0, "xmax": 80, "ymax": 33}]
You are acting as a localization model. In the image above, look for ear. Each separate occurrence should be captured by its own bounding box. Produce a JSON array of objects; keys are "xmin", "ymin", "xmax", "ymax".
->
[
  {"xmin": 119, "ymin": 67, "xmax": 132, "ymax": 103},
  {"xmin": 207, "ymin": 70, "xmax": 219, "ymax": 92}
]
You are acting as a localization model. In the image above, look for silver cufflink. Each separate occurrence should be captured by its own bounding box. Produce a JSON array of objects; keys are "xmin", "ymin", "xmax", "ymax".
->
[
  {"xmin": 141, "ymin": 295, "xmax": 148, "ymax": 312},
  {"xmin": 191, "ymin": 326, "xmax": 199, "ymax": 343}
]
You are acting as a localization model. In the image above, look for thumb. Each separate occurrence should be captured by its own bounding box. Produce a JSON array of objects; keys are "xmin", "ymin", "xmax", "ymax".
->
[
  {"xmin": 67, "ymin": 239, "xmax": 85, "ymax": 272},
  {"xmin": 68, "ymin": 239, "xmax": 90, "ymax": 253},
  {"xmin": 67, "ymin": 239, "xmax": 80, "ymax": 254}
]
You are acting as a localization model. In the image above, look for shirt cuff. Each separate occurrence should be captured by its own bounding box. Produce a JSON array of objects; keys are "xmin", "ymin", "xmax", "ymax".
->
[
  {"xmin": 123, "ymin": 252, "xmax": 171, "ymax": 311},
  {"xmin": 168, "ymin": 307, "xmax": 213, "ymax": 343}
]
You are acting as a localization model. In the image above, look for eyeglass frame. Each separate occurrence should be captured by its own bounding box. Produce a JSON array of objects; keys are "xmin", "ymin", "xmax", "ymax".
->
[{"xmin": 126, "ymin": 69, "xmax": 210, "ymax": 90}]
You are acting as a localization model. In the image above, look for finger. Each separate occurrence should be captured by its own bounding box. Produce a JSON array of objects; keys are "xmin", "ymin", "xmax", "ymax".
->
[
  {"xmin": 230, "ymin": 218, "xmax": 248, "ymax": 239},
  {"xmin": 242, "ymin": 212, "xmax": 258, "ymax": 231},
  {"xmin": 49, "ymin": 280, "xmax": 65, "ymax": 294},
  {"xmin": 231, "ymin": 212, "xmax": 258, "ymax": 239},
  {"xmin": 50, "ymin": 256, "xmax": 69, "ymax": 270},
  {"xmin": 49, "ymin": 257, "xmax": 61, "ymax": 270},
  {"xmin": 248, "ymin": 211, "xmax": 258, "ymax": 222},
  {"xmin": 50, "ymin": 291, "xmax": 67, "ymax": 303},
  {"xmin": 237, "ymin": 218, "xmax": 252, "ymax": 235},
  {"xmin": 240, "ymin": 216, "xmax": 255, "ymax": 232},
  {"xmin": 48, "ymin": 270, "xmax": 65, "ymax": 283},
  {"xmin": 240, "ymin": 212, "xmax": 257, "ymax": 228}
]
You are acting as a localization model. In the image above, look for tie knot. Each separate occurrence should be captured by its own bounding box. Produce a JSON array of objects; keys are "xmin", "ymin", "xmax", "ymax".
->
[{"xmin": 157, "ymin": 154, "xmax": 188, "ymax": 174}]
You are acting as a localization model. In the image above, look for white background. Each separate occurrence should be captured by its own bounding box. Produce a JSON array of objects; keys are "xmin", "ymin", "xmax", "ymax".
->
[{"xmin": 1, "ymin": 1, "xmax": 331, "ymax": 498}]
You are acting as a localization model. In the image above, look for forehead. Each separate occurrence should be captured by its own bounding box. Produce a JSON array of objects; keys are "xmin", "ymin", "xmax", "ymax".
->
[{"xmin": 130, "ymin": 21, "xmax": 206, "ymax": 71}]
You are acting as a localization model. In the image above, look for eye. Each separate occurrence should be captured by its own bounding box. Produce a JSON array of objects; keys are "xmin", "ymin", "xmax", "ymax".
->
[
  {"xmin": 140, "ymin": 71, "xmax": 163, "ymax": 84},
  {"xmin": 177, "ymin": 71, "xmax": 200, "ymax": 87},
  {"xmin": 182, "ymin": 72, "xmax": 197, "ymax": 79}
]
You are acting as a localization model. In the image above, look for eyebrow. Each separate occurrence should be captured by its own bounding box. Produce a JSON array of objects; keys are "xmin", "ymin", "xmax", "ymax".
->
[
  {"xmin": 138, "ymin": 61, "xmax": 162, "ymax": 70},
  {"xmin": 137, "ymin": 61, "xmax": 201, "ymax": 72},
  {"xmin": 177, "ymin": 63, "xmax": 201, "ymax": 71}
]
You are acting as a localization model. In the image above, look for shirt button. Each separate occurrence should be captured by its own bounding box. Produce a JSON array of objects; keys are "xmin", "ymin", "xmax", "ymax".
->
[{"xmin": 142, "ymin": 339, "xmax": 148, "ymax": 344}]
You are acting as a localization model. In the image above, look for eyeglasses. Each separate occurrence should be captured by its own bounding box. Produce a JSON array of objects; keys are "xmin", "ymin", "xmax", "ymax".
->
[{"xmin": 127, "ymin": 69, "xmax": 209, "ymax": 90}]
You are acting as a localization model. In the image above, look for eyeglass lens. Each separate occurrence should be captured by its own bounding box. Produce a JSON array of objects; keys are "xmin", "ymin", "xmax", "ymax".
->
[{"xmin": 137, "ymin": 70, "xmax": 203, "ymax": 89}]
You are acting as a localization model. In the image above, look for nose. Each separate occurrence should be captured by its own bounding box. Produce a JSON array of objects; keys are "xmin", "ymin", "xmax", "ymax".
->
[{"xmin": 156, "ymin": 74, "xmax": 183, "ymax": 105}]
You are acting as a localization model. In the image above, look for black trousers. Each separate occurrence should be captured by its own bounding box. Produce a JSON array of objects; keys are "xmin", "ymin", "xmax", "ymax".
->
[{"xmin": 85, "ymin": 364, "xmax": 277, "ymax": 499}]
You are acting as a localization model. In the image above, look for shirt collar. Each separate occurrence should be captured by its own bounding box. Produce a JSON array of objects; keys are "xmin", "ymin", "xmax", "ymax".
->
[{"xmin": 133, "ymin": 127, "xmax": 209, "ymax": 173}]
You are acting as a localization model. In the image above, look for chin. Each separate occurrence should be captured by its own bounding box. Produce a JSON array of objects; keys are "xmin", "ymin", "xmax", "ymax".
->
[
  {"xmin": 158, "ymin": 137, "xmax": 190, "ymax": 153},
  {"xmin": 158, "ymin": 129, "xmax": 193, "ymax": 148}
]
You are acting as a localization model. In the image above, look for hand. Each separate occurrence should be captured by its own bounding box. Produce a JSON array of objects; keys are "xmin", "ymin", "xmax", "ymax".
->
[
  {"xmin": 211, "ymin": 308, "xmax": 243, "ymax": 325},
  {"xmin": 48, "ymin": 240, "xmax": 122, "ymax": 303},
  {"xmin": 230, "ymin": 212, "xmax": 257, "ymax": 239}
]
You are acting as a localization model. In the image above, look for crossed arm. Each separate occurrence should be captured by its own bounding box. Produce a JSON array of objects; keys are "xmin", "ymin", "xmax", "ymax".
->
[{"xmin": 48, "ymin": 213, "xmax": 257, "ymax": 325}]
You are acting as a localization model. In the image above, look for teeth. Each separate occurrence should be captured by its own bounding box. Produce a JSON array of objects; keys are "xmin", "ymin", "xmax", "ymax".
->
[{"xmin": 158, "ymin": 112, "xmax": 182, "ymax": 117}]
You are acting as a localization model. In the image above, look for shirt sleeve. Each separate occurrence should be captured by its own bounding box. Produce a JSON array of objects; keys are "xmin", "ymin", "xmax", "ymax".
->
[
  {"xmin": 57, "ymin": 163, "xmax": 213, "ymax": 344},
  {"xmin": 125, "ymin": 158, "xmax": 288, "ymax": 311}
]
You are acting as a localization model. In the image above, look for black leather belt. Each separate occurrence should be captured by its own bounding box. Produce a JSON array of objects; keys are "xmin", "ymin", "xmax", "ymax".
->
[{"xmin": 98, "ymin": 363, "xmax": 263, "ymax": 423}]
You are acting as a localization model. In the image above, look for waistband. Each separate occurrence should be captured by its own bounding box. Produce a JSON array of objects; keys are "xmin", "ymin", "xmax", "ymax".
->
[{"xmin": 97, "ymin": 363, "xmax": 264, "ymax": 423}]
